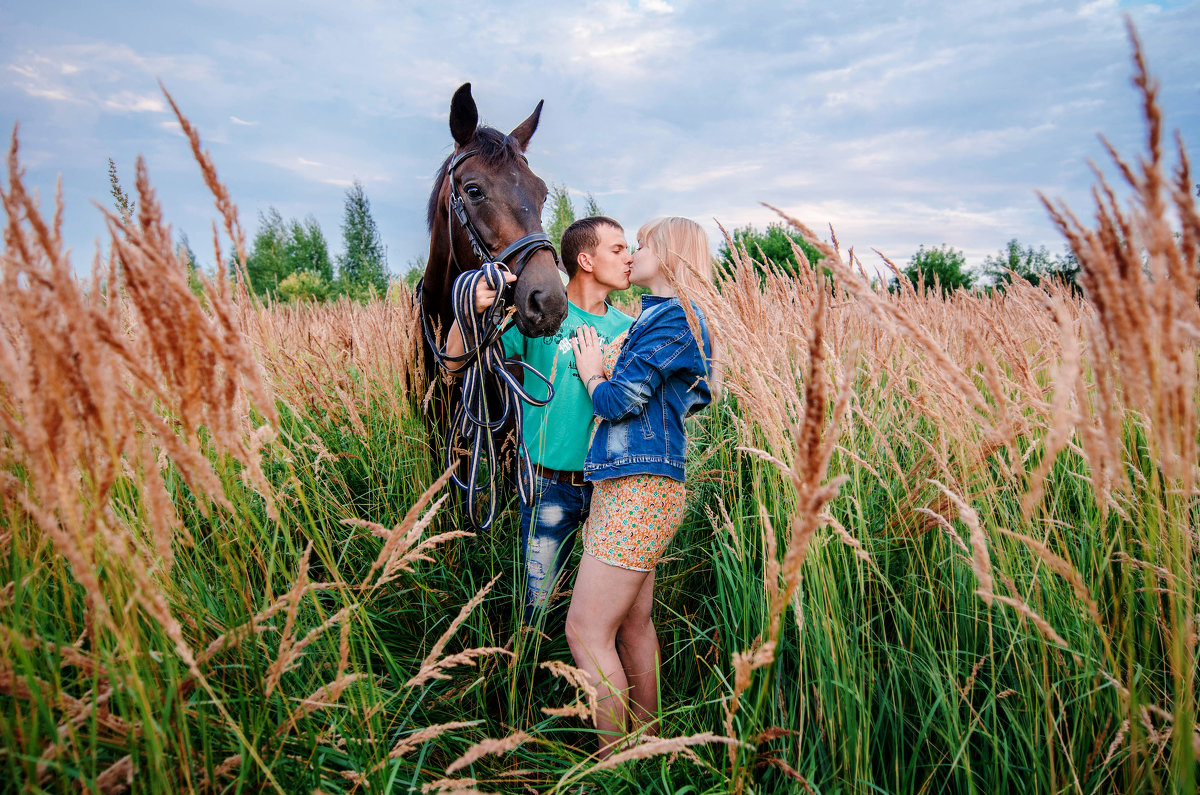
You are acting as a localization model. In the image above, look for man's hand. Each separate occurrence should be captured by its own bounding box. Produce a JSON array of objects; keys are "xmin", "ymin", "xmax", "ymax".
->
[
  {"xmin": 475, "ymin": 269, "xmax": 517, "ymax": 314},
  {"xmin": 443, "ymin": 269, "xmax": 519, "ymax": 373}
]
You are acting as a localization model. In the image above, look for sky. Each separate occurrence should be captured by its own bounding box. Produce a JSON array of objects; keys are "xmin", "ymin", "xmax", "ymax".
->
[{"xmin": 2, "ymin": 0, "xmax": 1198, "ymax": 280}]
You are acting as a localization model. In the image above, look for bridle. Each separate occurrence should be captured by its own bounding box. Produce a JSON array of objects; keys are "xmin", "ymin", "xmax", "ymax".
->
[
  {"xmin": 418, "ymin": 146, "xmax": 563, "ymax": 367},
  {"xmin": 414, "ymin": 147, "xmax": 562, "ymax": 530},
  {"xmin": 444, "ymin": 148, "xmax": 559, "ymax": 282}
]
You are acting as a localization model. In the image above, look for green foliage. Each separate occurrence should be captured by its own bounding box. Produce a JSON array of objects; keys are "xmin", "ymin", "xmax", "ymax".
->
[
  {"xmin": 982, "ymin": 238, "xmax": 1079, "ymax": 291},
  {"xmin": 175, "ymin": 232, "xmax": 205, "ymax": 297},
  {"xmin": 541, "ymin": 185, "xmax": 605, "ymax": 257},
  {"xmin": 243, "ymin": 209, "xmax": 335, "ymax": 299},
  {"xmin": 894, "ymin": 243, "xmax": 973, "ymax": 294},
  {"xmin": 544, "ymin": 183, "xmax": 575, "ymax": 253},
  {"xmin": 402, "ymin": 256, "xmax": 425, "ymax": 290},
  {"xmin": 337, "ymin": 180, "xmax": 388, "ymax": 297},
  {"xmin": 277, "ymin": 269, "xmax": 333, "ymax": 302},
  {"xmin": 107, "ymin": 157, "xmax": 133, "ymax": 223},
  {"xmin": 716, "ymin": 223, "xmax": 825, "ymax": 279},
  {"xmin": 286, "ymin": 216, "xmax": 333, "ymax": 283},
  {"xmin": 7, "ymin": 374, "xmax": 1186, "ymax": 793},
  {"xmin": 583, "ymin": 192, "xmax": 603, "ymax": 218},
  {"xmin": 244, "ymin": 208, "xmax": 291, "ymax": 296}
]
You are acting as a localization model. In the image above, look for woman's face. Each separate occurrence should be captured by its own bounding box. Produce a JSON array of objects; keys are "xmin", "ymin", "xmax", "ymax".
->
[{"xmin": 629, "ymin": 237, "xmax": 659, "ymax": 288}]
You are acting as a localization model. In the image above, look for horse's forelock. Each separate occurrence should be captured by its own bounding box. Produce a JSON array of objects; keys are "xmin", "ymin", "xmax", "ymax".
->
[{"xmin": 426, "ymin": 127, "xmax": 525, "ymax": 233}]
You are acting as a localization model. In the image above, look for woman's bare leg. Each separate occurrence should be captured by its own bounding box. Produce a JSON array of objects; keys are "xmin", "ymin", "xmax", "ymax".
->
[
  {"xmin": 617, "ymin": 569, "xmax": 659, "ymax": 733},
  {"xmin": 565, "ymin": 553, "xmax": 652, "ymax": 755}
]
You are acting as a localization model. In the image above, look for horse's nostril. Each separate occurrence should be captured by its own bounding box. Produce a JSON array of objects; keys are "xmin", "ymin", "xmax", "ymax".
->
[{"xmin": 526, "ymin": 288, "xmax": 547, "ymax": 322}]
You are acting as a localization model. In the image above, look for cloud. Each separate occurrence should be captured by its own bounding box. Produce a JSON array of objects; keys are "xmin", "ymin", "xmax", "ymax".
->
[
  {"xmin": 3, "ymin": 44, "xmax": 212, "ymax": 117},
  {"xmin": 650, "ymin": 162, "xmax": 764, "ymax": 193},
  {"xmin": 6, "ymin": 0, "xmax": 1198, "ymax": 280},
  {"xmin": 103, "ymin": 91, "xmax": 165, "ymax": 113}
]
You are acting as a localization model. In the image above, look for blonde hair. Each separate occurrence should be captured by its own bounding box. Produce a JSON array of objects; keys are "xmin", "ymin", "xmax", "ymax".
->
[
  {"xmin": 636, "ymin": 216, "xmax": 713, "ymax": 294},
  {"xmin": 637, "ymin": 217, "xmax": 720, "ymax": 395}
]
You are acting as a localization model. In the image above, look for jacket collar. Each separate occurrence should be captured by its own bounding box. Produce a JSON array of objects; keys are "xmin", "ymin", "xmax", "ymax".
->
[{"xmin": 640, "ymin": 294, "xmax": 675, "ymax": 310}]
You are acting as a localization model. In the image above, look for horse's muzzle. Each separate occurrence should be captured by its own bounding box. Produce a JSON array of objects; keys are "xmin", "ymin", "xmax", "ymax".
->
[{"xmin": 510, "ymin": 248, "xmax": 568, "ymax": 338}]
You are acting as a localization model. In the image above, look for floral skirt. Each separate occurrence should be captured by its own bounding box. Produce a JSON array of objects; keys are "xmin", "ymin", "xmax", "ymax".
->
[{"xmin": 582, "ymin": 474, "xmax": 686, "ymax": 572}]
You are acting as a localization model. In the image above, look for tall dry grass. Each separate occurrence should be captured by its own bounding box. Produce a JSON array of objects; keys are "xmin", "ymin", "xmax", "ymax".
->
[
  {"xmin": 1, "ymin": 31, "xmax": 1197, "ymax": 795},
  {"xmin": 673, "ymin": 28, "xmax": 1197, "ymax": 792}
]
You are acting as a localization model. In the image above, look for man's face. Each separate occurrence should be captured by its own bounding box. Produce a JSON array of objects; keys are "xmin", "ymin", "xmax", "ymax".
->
[{"xmin": 582, "ymin": 224, "xmax": 633, "ymax": 292}]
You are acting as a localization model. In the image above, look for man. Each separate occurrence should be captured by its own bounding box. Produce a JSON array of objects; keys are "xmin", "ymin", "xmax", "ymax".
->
[{"xmin": 445, "ymin": 216, "xmax": 634, "ymax": 621}]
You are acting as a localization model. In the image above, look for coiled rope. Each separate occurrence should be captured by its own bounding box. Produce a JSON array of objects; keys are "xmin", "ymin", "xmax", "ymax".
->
[{"xmin": 425, "ymin": 261, "xmax": 554, "ymax": 530}]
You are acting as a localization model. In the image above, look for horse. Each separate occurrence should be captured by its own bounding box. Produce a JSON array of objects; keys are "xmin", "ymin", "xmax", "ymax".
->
[{"xmin": 417, "ymin": 83, "xmax": 568, "ymax": 513}]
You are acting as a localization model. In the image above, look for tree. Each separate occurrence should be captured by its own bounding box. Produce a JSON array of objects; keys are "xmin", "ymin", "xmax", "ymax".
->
[
  {"xmin": 583, "ymin": 193, "xmax": 603, "ymax": 218},
  {"xmin": 893, "ymin": 244, "xmax": 973, "ymax": 294},
  {"xmin": 981, "ymin": 238, "xmax": 1057, "ymax": 288},
  {"xmin": 1054, "ymin": 249, "xmax": 1081, "ymax": 292},
  {"xmin": 287, "ymin": 215, "xmax": 333, "ymax": 282},
  {"xmin": 402, "ymin": 256, "xmax": 426, "ymax": 290},
  {"xmin": 176, "ymin": 232, "xmax": 205, "ymax": 296},
  {"xmin": 716, "ymin": 223, "xmax": 825, "ymax": 279},
  {"xmin": 982, "ymin": 238, "xmax": 1082, "ymax": 293},
  {"xmin": 338, "ymin": 180, "xmax": 388, "ymax": 297},
  {"xmin": 545, "ymin": 183, "xmax": 575, "ymax": 253},
  {"xmin": 278, "ymin": 270, "xmax": 332, "ymax": 303},
  {"xmin": 245, "ymin": 208, "xmax": 290, "ymax": 296},
  {"xmin": 243, "ymin": 209, "xmax": 334, "ymax": 299}
]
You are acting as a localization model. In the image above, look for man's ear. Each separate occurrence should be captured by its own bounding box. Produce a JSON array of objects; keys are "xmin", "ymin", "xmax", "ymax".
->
[{"xmin": 576, "ymin": 251, "xmax": 594, "ymax": 274}]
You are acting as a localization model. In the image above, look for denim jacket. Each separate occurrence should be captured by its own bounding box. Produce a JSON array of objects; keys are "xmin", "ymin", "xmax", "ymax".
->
[{"xmin": 585, "ymin": 295, "xmax": 713, "ymax": 482}]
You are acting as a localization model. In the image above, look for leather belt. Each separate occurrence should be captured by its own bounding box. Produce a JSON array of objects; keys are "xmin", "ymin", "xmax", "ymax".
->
[{"xmin": 533, "ymin": 464, "xmax": 587, "ymax": 487}]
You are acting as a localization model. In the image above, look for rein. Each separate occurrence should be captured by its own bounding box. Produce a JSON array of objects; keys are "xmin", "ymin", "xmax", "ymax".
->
[{"xmin": 416, "ymin": 148, "xmax": 560, "ymax": 530}]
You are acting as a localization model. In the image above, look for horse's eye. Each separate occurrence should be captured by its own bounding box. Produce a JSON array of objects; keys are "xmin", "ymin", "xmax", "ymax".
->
[{"xmin": 465, "ymin": 185, "xmax": 485, "ymax": 201}]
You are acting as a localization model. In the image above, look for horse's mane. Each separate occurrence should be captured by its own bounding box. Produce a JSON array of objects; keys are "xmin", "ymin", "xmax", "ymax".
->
[{"xmin": 426, "ymin": 127, "xmax": 526, "ymax": 232}]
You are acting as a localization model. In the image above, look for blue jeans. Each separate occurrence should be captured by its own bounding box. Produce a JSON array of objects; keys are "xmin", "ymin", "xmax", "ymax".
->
[{"xmin": 519, "ymin": 473, "xmax": 591, "ymax": 623}]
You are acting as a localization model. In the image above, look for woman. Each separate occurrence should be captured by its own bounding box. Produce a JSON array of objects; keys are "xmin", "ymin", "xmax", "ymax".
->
[{"xmin": 566, "ymin": 216, "xmax": 713, "ymax": 754}]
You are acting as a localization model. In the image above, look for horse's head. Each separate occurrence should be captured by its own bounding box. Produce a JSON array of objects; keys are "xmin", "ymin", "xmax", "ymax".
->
[{"xmin": 426, "ymin": 83, "xmax": 568, "ymax": 338}]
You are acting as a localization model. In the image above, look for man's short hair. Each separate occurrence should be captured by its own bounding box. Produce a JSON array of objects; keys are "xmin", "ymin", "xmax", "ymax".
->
[{"xmin": 561, "ymin": 216, "xmax": 623, "ymax": 278}]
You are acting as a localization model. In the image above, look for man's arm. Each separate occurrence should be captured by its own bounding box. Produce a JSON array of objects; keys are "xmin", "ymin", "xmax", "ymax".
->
[{"xmin": 442, "ymin": 271, "xmax": 517, "ymax": 373}]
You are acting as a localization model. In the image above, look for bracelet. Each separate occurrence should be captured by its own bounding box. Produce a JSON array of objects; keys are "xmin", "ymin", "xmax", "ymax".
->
[{"xmin": 585, "ymin": 374, "xmax": 604, "ymax": 388}]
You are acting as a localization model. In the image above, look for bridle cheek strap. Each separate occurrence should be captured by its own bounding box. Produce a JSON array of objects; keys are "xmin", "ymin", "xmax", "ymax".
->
[
  {"xmin": 416, "ymin": 149, "xmax": 562, "ymax": 530},
  {"xmin": 446, "ymin": 149, "xmax": 561, "ymax": 278}
]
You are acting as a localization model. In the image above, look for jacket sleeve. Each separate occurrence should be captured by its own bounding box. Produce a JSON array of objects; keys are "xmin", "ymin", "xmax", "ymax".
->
[{"xmin": 590, "ymin": 317, "xmax": 695, "ymax": 421}]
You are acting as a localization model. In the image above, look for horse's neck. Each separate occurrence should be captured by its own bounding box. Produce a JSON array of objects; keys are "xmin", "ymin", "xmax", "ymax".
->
[{"xmin": 425, "ymin": 219, "xmax": 477, "ymax": 327}]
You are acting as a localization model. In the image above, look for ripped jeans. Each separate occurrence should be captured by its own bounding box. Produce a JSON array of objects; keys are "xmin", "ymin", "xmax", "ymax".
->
[{"xmin": 519, "ymin": 473, "xmax": 592, "ymax": 623}]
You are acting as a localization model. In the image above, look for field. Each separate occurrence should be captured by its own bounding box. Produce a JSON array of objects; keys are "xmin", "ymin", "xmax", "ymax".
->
[{"xmin": 2, "ymin": 53, "xmax": 1198, "ymax": 795}]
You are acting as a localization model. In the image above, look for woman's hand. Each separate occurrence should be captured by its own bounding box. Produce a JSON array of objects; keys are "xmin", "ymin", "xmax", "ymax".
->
[
  {"xmin": 570, "ymin": 324, "xmax": 605, "ymax": 392},
  {"xmin": 474, "ymin": 269, "xmax": 517, "ymax": 314}
]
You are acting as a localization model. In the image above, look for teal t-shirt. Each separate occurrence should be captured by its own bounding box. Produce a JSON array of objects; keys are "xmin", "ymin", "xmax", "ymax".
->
[{"xmin": 502, "ymin": 300, "xmax": 634, "ymax": 471}]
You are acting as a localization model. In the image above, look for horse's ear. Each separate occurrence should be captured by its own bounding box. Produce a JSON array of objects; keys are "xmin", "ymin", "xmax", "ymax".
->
[
  {"xmin": 450, "ymin": 83, "xmax": 478, "ymax": 148},
  {"xmin": 510, "ymin": 99, "xmax": 543, "ymax": 151}
]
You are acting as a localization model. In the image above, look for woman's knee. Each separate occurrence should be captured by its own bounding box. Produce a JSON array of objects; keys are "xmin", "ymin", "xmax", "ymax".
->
[
  {"xmin": 565, "ymin": 608, "xmax": 599, "ymax": 652},
  {"xmin": 616, "ymin": 613, "xmax": 655, "ymax": 647},
  {"xmin": 565, "ymin": 611, "xmax": 583, "ymax": 649}
]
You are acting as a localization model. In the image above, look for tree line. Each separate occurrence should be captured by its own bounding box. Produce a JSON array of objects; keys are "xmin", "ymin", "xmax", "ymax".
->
[
  {"xmin": 110, "ymin": 159, "xmax": 390, "ymax": 303},
  {"xmin": 716, "ymin": 223, "xmax": 1081, "ymax": 295},
  {"xmin": 243, "ymin": 180, "xmax": 389, "ymax": 302},
  {"xmin": 112, "ymin": 158, "xmax": 1088, "ymax": 302}
]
